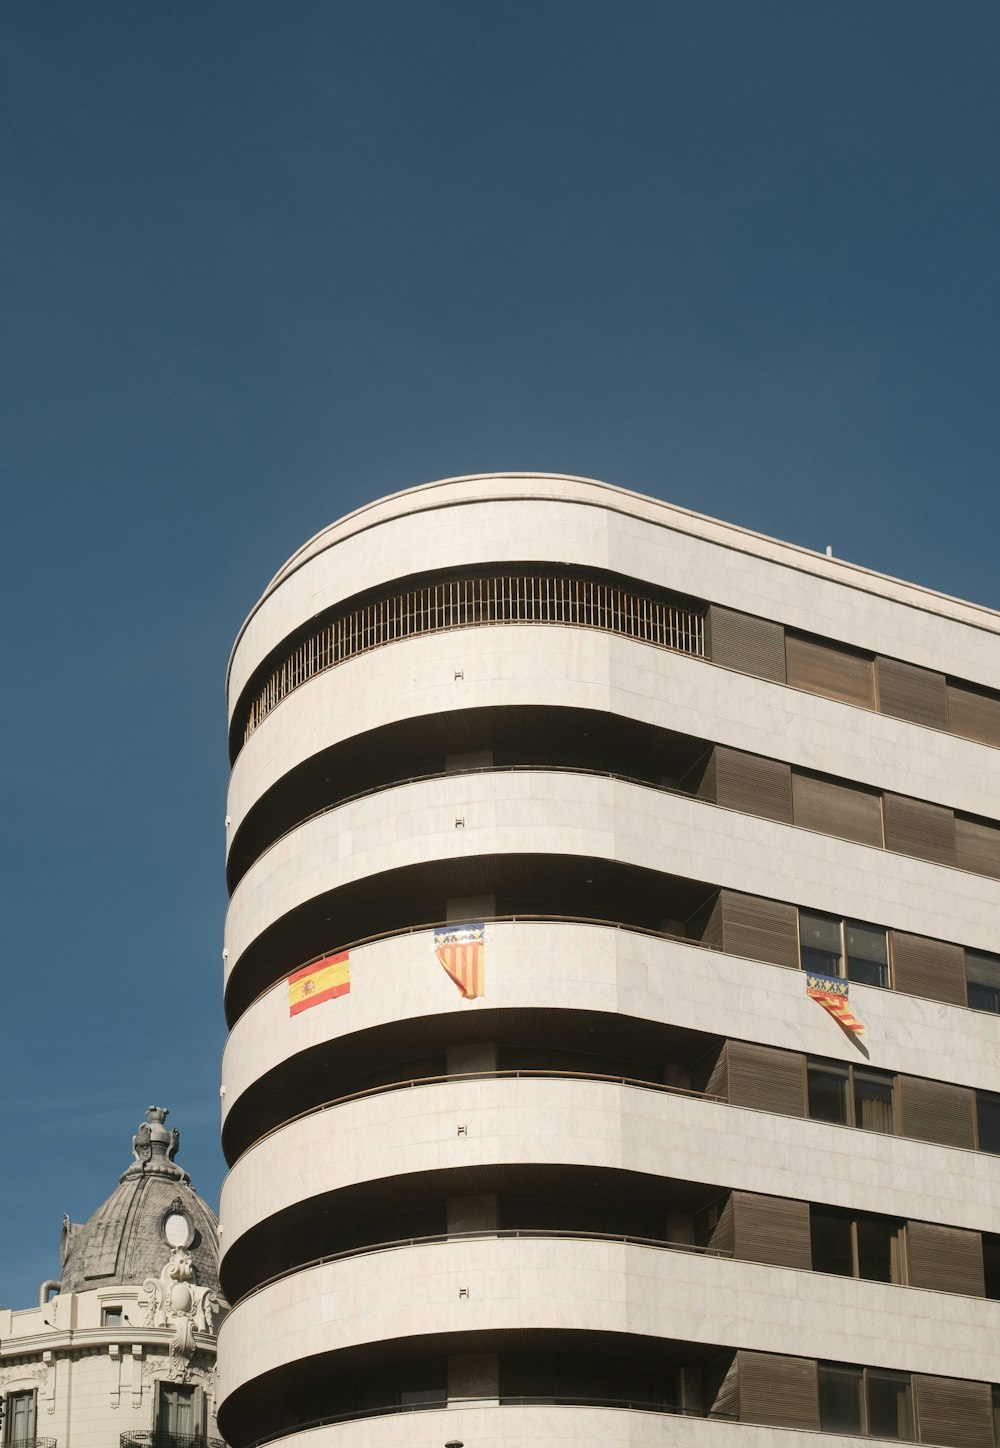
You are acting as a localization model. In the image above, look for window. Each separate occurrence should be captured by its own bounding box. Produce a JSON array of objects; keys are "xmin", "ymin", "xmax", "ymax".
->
[
  {"xmin": 157, "ymin": 1381, "xmax": 197, "ymax": 1436},
  {"xmin": 983, "ymin": 1234, "xmax": 1000, "ymax": 1300},
  {"xmin": 101, "ymin": 1305, "xmax": 123, "ymax": 1327},
  {"xmin": 799, "ymin": 910, "xmax": 889, "ymax": 989},
  {"xmin": 977, "ymin": 1091, "xmax": 1000, "ymax": 1155},
  {"xmin": 819, "ymin": 1364, "xmax": 912, "ymax": 1440},
  {"xmin": 3, "ymin": 1390, "xmax": 37, "ymax": 1445},
  {"xmin": 807, "ymin": 1059, "xmax": 895, "ymax": 1134},
  {"xmin": 810, "ymin": 1207, "xmax": 903, "ymax": 1283},
  {"xmin": 967, "ymin": 951, "xmax": 1000, "ymax": 1014}
]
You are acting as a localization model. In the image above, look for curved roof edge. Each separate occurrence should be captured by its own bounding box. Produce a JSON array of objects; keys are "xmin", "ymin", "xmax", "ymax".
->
[{"xmin": 227, "ymin": 471, "xmax": 1000, "ymax": 691}]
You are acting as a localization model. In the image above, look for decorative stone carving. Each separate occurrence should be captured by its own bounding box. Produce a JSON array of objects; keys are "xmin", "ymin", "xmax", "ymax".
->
[{"xmin": 143, "ymin": 1247, "xmax": 219, "ymax": 1379}]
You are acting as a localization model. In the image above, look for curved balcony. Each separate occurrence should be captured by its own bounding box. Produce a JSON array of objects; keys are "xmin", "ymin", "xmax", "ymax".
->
[
  {"xmin": 216, "ymin": 1238, "xmax": 1000, "ymax": 1427},
  {"xmin": 223, "ymin": 772, "xmax": 1000, "ymax": 1020},
  {"xmin": 232, "ymin": 570, "xmax": 704, "ymax": 758},
  {"xmin": 219, "ymin": 1075, "xmax": 1000, "ymax": 1285}
]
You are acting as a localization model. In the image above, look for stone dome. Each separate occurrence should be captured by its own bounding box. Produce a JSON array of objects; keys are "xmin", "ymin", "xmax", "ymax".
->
[{"xmin": 58, "ymin": 1106, "xmax": 222, "ymax": 1297}]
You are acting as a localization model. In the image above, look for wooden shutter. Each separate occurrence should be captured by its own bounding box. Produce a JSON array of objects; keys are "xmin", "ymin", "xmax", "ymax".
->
[
  {"xmin": 694, "ymin": 748, "xmax": 718, "ymax": 804},
  {"xmin": 708, "ymin": 1353, "xmax": 741, "ymax": 1419},
  {"xmin": 737, "ymin": 1351, "xmax": 820, "ymax": 1430},
  {"xmin": 947, "ymin": 681, "xmax": 1000, "ymax": 749},
  {"xmin": 791, "ymin": 772, "xmax": 883, "ymax": 847},
  {"xmin": 912, "ymin": 1374, "xmax": 994, "ymax": 1448},
  {"xmin": 883, "ymin": 793, "xmax": 957, "ymax": 866},
  {"xmin": 785, "ymin": 634, "xmax": 875, "ymax": 709},
  {"xmin": 705, "ymin": 1193, "xmax": 735, "ymax": 1255},
  {"xmin": 731, "ymin": 1191, "xmax": 812, "ymax": 1269},
  {"xmin": 698, "ymin": 1042, "xmax": 730, "ymax": 1100},
  {"xmin": 890, "ymin": 932, "xmax": 967, "ymax": 1007},
  {"xmin": 955, "ymin": 816, "xmax": 1000, "ymax": 880},
  {"xmin": 727, "ymin": 1041, "xmax": 806, "ymax": 1117},
  {"xmin": 906, "ymin": 1221, "xmax": 985, "ymax": 1297},
  {"xmin": 713, "ymin": 747, "xmax": 794, "ymax": 824},
  {"xmin": 897, "ymin": 1075, "xmax": 977, "ymax": 1150},
  {"xmin": 706, "ymin": 606, "xmax": 787, "ymax": 683},
  {"xmin": 876, "ymin": 657, "xmax": 949, "ymax": 730},
  {"xmin": 718, "ymin": 890, "xmax": 800, "ymax": 970}
]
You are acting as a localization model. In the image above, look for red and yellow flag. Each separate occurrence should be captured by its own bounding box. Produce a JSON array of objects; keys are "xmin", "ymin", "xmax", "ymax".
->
[
  {"xmin": 434, "ymin": 923, "xmax": 485, "ymax": 999},
  {"xmin": 288, "ymin": 951, "xmax": 350, "ymax": 1016},
  {"xmin": 806, "ymin": 973, "xmax": 865, "ymax": 1036}
]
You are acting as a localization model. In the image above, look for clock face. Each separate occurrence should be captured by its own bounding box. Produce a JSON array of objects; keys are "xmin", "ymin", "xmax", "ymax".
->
[{"xmin": 163, "ymin": 1211, "xmax": 194, "ymax": 1248}]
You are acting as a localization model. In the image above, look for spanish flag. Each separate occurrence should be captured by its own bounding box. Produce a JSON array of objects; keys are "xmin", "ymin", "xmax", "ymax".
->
[
  {"xmin": 806, "ymin": 973, "xmax": 865, "ymax": 1036},
  {"xmin": 288, "ymin": 952, "xmax": 350, "ymax": 1016}
]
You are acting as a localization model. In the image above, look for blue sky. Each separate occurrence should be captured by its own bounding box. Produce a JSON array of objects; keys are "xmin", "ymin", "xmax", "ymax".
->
[{"xmin": 1, "ymin": 1, "xmax": 998, "ymax": 1308}]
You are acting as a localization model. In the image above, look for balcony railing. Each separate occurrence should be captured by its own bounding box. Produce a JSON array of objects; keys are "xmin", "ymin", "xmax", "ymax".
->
[
  {"xmin": 238, "ymin": 573, "xmax": 705, "ymax": 747},
  {"xmin": 4, "ymin": 1439, "xmax": 57, "ymax": 1448},
  {"xmin": 120, "ymin": 1435, "xmax": 225, "ymax": 1448}
]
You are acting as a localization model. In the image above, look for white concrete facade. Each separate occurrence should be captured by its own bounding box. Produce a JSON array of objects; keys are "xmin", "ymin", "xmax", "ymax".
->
[{"xmin": 219, "ymin": 475, "xmax": 1000, "ymax": 1448}]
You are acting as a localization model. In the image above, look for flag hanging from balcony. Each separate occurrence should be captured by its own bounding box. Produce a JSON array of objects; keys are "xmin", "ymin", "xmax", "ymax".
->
[
  {"xmin": 288, "ymin": 951, "xmax": 350, "ymax": 1015},
  {"xmin": 806, "ymin": 973, "xmax": 866, "ymax": 1036},
  {"xmin": 434, "ymin": 922, "xmax": 485, "ymax": 999}
]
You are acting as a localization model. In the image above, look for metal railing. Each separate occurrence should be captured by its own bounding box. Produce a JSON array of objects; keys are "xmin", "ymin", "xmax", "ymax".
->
[
  {"xmin": 5, "ymin": 1439, "xmax": 57, "ymax": 1448},
  {"xmin": 238, "ymin": 1066, "xmax": 725, "ymax": 1163},
  {"xmin": 245, "ymin": 1394, "xmax": 736, "ymax": 1446},
  {"xmin": 240, "ymin": 1225, "xmax": 732, "ymax": 1305},
  {"xmin": 239, "ymin": 573, "xmax": 705, "ymax": 746},
  {"xmin": 120, "ymin": 1435, "xmax": 225, "ymax": 1448}
]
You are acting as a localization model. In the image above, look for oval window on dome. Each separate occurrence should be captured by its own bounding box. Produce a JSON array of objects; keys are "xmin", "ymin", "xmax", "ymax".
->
[{"xmin": 163, "ymin": 1209, "xmax": 194, "ymax": 1249}]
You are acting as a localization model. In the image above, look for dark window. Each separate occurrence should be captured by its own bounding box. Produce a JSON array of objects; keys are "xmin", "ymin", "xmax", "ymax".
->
[
  {"xmin": 3, "ymin": 1390, "xmax": 37, "ymax": 1445},
  {"xmin": 101, "ymin": 1305, "xmax": 123, "ymax": 1327},
  {"xmin": 977, "ymin": 1091, "xmax": 1000, "ymax": 1155},
  {"xmin": 808, "ymin": 1061, "xmax": 850, "ymax": 1124},
  {"xmin": 157, "ymin": 1382, "xmax": 196, "ymax": 1436},
  {"xmin": 808, "ymin": 1059, "xmax": 895, "ymax": 1135},
  {"xmin": 810, "ymin": 1206, "xmax": 901, "ymax": 1283},
  {"xmin": 800, "ymin": 911, "xmax": 889, "ymax": 989},
  {"xmin": 983, "ymin": 1234, "xmax": 1000, "ymax": 1300},
  {"xmin": 819, "ymin": 1364, "xmax": 912, "ymax": 1440},
  {"xmin": 967, "ymin": 951, "xmax": 1000, "ymax": 1014}
]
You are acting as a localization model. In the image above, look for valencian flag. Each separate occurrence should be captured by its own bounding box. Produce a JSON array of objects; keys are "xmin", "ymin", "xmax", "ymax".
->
[
  {"xmin": 806, "ymin": 973, "xmax": 866, "ymax": 1037},
  {"xmin": 434, "ymin": 922, "xmax": 485, "ymax": 999},
  {"xmin": 288, "ymin": 951, "xmax": 350, "ymax": 1016}
]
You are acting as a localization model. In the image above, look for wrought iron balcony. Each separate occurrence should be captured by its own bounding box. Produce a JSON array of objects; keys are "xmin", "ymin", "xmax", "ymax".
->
[
  {"xmin": 5, "ymin": 1439, "xmax": 57, "ymax": 1448},
  {"xmin": 120, "ymin": 1434, "xmax": 225, "ymax": 1448}
]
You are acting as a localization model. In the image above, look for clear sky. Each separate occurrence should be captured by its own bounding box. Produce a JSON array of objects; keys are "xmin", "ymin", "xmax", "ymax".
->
[{"xmin": 1, "ymin": 1, "xmax": 998, "ymax": 1309}]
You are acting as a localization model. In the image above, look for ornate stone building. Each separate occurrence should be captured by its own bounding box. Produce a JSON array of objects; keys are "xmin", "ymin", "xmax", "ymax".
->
[{"xmin": 0, "ymin": 1107, "xmax": 225, "ymax": 1447}]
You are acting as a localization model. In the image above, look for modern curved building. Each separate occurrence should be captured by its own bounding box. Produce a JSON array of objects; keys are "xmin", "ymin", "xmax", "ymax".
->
[{"xmin": 218, "ymin": 474, "xmax": 1000, "ymax": 1448}]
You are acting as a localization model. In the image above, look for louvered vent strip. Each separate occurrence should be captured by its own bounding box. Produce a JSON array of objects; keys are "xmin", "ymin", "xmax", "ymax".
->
[
  {"xmin": 956, "ymin": 816, "xmax": 1000, "ymax": 880},
  {"xmin": 727, "ymin": 1041, "xmax": 806, "ymax": 1118},
  {"xmin": 714, "ymin": 747, "xmax": 794, "ymax": 823},
  {"xmin": 732, "ymin": 1191, "xmax": 811, "ymax": 1269},
  {"xmin": 706, "ymin": 606, "xmax": 786, "ymax": 683},
  {"xmin": 785, "ymin": 634, "xmax": 876, "ymax": 709},
  {"xmin": 906, "ymin": 1221, "xmax": 985, "ymax": 1297},
  {"xmin": 719, "ymin": 890, "xmax": 800, "ymax": 970},
  {"xmin": 947, "ymin": 682, "xmax": 1000, "ymax": 748},
  {"xmin": 883, "ymin": 793, "xmax": 958, "ymax": 866},
  {"xmin": 897, "ymin": 1075, "xmax": 977, "ymax": 1150},
  {"xmin": 876, "ymin": 656, "xmax": 949, "ymax": 730},
  {"xmin": 890, "ymin": 932, "xmax": 967, "ymax": 1007},
  {"xmin": 737, "ymin": 1351, "xmax": 820, "ymax": 1430},
  {"xmin": 912, "ymin": 1374, "xmax": 995, "ymax": 1448},
  {"xmin": 791, "ymin": 772, "xmax": 883, "ymax": 847}
]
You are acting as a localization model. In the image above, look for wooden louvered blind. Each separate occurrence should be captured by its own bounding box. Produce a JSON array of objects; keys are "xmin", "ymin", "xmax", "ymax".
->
[
  {"xmin": 718, "ymin": 890, "xmax": 800, "ymax": 970},
  {"xmin": 883, "ymin": 793, "xmax": 958, "ymax": 866},
  {"xmin": 890, "ymin": 932, "xmax": 967, "ymax": 1007},
  {"xmin": 731, "ymin": 1191, "xmax": 812, "ymax": 1269},
  {"xmin": 791, "ymin": 772, "xmax": 883, "ymax": 847},
  {"xmin": 897, "ymin": 1075, "xmax": 977, "ymax": 1150},
  {"xmin": 785, "ymin": 634, "xmax": 875, "ymax": 709},
  {"xmin": 712, "ymin": 747, "xmax": 794, "ymax": 824},
  {"xmin": 955, "ymin": 816, "xmax": 1000, "ymax": 880},
  {"xmin": 912, "ymin": 1374, "xmax": 995, "ymax": 1448},
  {"xmin": 947, "ymin": 681, "xmax": 1000, "ymax": 749},
  {"xmin": 707, "ymin": 606, "xmax": 787, "ymax": 683},
  {"xmin": 709, "ymin": 1354, "xmax": 741, "ymax": 1419},
  {"xmin": 906, "ymin": 1220, "xmax": 985, "ymax": 1297},
  {"xmin": 706, "ymin": 1194, "xmax": 736, "ymax": 1256},
  {"xmin": 698, "ymin": 1042, "xmax": 730, "ymax": 1100},
  {"xmin": 727, "ymin": 1041, "xmax": 806, "ymax": 1118},
  {"xmin": 737, "ymin": 1351, "xmax": 820, "ymax": 1430},
  {"xmin": 876, "ymin": 657, "xmax": 950, "ymax": 730}
]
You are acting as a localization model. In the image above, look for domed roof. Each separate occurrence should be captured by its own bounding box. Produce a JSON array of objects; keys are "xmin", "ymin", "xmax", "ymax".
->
[{"xmin": 59, "ymin": 1107, "xmax": 222, "ymax": 1298}]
